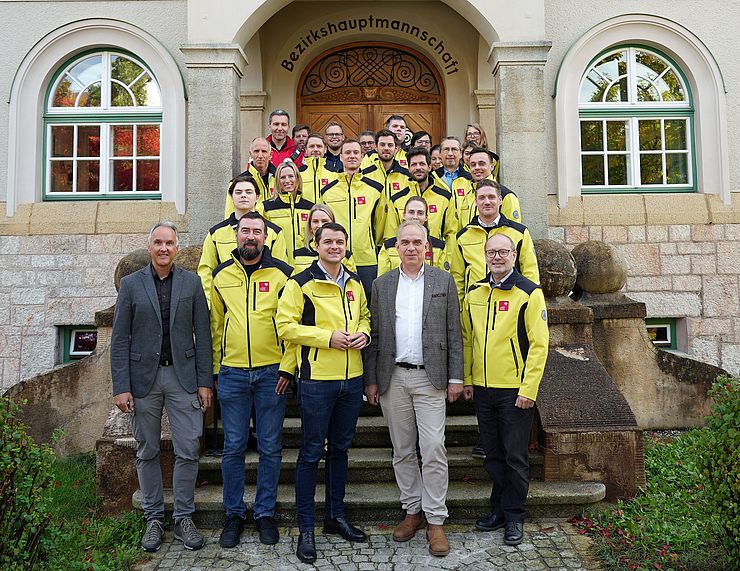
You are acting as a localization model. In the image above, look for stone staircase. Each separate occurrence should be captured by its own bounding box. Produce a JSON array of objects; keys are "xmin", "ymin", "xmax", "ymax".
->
[{"xmin": 133, "ymin": 399, "xmax": 606, "ymax": 527}]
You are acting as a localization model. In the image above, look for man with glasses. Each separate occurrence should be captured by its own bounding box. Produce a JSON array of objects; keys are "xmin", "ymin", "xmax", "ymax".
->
[
  {"xmin": 324, "ymin": 122, "xmax": 345, "ymax": 171},
  {"xmin": 461, "ymin": 232, "xmax": 549, "ymax": 547},
  {"xmin": 434, "ymin": 137, "xmax": 474, "ymax": 215},
  {"xmin": 358, "ymin": 130, "xmax": 376, "ymax": 156}
]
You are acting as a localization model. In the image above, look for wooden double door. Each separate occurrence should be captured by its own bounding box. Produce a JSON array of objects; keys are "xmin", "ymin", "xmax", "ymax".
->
[{"xmin": 297, "ymin": 43, "xmax": 445, "ymax": 144}]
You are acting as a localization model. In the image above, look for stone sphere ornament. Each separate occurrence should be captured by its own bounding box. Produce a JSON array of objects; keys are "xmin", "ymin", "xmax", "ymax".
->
[
  {"xmin": 571, "ymin": 240, "xmax": 628, "ymax": 294},
  {"xmin": 173, "ymin": 245, "xmax": 203, "ymax": 273},
  {"xmin": 534, "ymin": 239, "xmax": 577, "ymax": 298},
  {"xmin": 113, "ymin": 249, "xmax": 151, "ymax": 291}
]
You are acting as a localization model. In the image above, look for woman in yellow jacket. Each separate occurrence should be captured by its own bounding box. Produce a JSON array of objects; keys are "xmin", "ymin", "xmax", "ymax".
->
[
  {"xmin": 378, "ymin": 196, "xmax": 449, "ymax": 275},
  {"xmin": 292, "ymin": 204, "xmax": 357, "ymax": 275},
  {"xmin": 261, "ymin": 160, "xmax": 314, "ymax": 264}
]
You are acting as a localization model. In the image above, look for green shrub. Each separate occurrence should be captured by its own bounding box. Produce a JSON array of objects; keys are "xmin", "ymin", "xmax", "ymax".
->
[
  {"xmin": 0, "ymin": 397, "xmax": 56, "ymax": 570},
  {"xmin": 696, "ymin": 375, "xmax": 740, "ymax": 560}
]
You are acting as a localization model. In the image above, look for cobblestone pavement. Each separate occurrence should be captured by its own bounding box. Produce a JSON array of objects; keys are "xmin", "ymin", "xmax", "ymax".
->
[{"xmin": 134, "ymin": 520, "xmax": 602, "ymax": 570}]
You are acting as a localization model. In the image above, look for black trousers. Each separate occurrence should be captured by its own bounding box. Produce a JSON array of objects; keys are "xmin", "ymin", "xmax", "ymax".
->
[{"xmin": 473, "ymin": 386, "xmax": 534, "ymax": 523}]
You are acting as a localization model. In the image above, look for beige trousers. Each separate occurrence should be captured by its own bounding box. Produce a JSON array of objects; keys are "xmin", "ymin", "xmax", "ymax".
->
[{"xmin": 379, "ymin": 366, "xmax": 449, "ymax": 525}]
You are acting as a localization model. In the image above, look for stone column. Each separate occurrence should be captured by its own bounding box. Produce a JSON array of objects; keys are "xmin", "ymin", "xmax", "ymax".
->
[
  {"xmin": 240, "ymin": 91, "xmax": 268, "ymax": 171},
  {"xmin": 181, "ymin": 45, "xmax": 247, "ymax": 242},
  {"xmin": 490, "ymin": 42, "xmax": 552, "ymax": 238},
  {"xmin": 473, "ymin": 89, "xmax": 497, "ymax": 152}
]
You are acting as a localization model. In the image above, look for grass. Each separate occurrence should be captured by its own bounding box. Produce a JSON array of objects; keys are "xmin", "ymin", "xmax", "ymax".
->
[
  {"xmin": 570, "ymin": 430, "xmax": 734, "ymax": 571},
  {"xmin": 38, "ymin": 453, "xmax": 146, "ymax": 571}
]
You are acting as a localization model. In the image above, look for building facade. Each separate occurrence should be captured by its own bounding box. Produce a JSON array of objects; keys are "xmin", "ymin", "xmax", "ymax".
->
[{"xmin": 0, "ymin": 0, "xmax": 738, "ymax": 389}]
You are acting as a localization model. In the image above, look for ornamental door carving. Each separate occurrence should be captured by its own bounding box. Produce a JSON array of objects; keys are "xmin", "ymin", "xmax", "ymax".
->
[{"xmin": 297, "ymin": 42, "xmax": 445, "ymax": 144}]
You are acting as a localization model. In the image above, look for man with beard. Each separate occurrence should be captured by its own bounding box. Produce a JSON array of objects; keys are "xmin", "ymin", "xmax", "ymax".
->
[
  {"xmin": 324, "ymin": 122, "xmax": 345, "ymax": 171},
  {"xmin": 209, "ymin": 211, "xmax": 294, "ymax": 549},
  {"xmin": 361, "ymin": 129, "xmax": 411, "ymax": 205},
  {"xmin": 385, "ymin": 147, "xmax": 457, "ymax": 244},
  {"xmin": 458, "ymin": 148, "xmax": 521, "ymax": 227},
  {"xmin": 267, "ymin": 109, "xmax": 304, "ymax": 167},
  {"xmin": 227, "ymin": 138, "xmax": 275, "ymax": 216},
  {"xmin": 292, "ymin": 124, "xmax": 310, "ymax": 154}
]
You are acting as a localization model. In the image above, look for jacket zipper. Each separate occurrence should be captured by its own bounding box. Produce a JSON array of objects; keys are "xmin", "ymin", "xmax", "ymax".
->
[
  {"xmin": 271, "ymin": 317, "xmax": 279, "ymax": 348},
  {"xmin": 483, "ymin": 289, "xmax": 492, "ymax": 388},
  {"xmin": 222, "ymin": 317, "xmax": 229, "ymax": 359},
  {"xmin": 510, "ymin": 338, "xmax": 520, "ymax": 379},
  {"xmin": 245, "ymin": 275, "xmax": 252, "ymax": 368},
  {"xmin": 341, "ymin": 287, "xmax": 350, "ymax": 380}
]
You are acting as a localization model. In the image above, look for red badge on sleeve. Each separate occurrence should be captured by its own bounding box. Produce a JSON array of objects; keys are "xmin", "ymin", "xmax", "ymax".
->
[
  {"xmin": 321, "ymin": 178, "xmax": 328, "ymax": 186},
  {"xmin": 301, "ymin": 213, "xmax": 309, "ymax": 221},
  {"xmin": 499, "ymin": 301, "xmax": 509, "ymax": 312},
  {"xmin": 357, "ymin": 196, "xmax": 366, "ymax": 205},
  {"xmin": 259, "ymin": 282, "xmax": 270, "ymax": 292},
  {"xmin": 399, "ymin": 159, "xmax": 407, "ymax": 166},
  {"xmin": 425, "ymin": 251, "xmax": 431, "ymax": 260},
  {"xmin": 392, "ymin": 182, "xmax": 400, "ymax": 191},
  {"xmin": 456, "ymin": 188, "xmax": 465, "ymax": 196},
  {"xmin": 428, "ymin": 204, "xmax": 437, "ymax": 213},
  {"xmin": 346, "ymin": 291, "xmax": 355, "ymax": 301}
]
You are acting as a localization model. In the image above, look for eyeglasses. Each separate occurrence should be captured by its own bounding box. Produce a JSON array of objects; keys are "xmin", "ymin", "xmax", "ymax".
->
[
  {"xmin": 326, "ymin": 132, "xmax": 344, "ymax": 138},
  {"xmin": 485, "ymin": 248, "xmax": 511, "ymax": 258}
]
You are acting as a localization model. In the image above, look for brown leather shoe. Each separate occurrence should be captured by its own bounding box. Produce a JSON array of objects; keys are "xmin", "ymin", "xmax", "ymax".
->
[
  {"xmin": 392, "ymin": 512, "xmax": 426, "ymax": 542},
  {"xmin": 426, "ymin": 524, "xmax": 450, "ymax": 557}
]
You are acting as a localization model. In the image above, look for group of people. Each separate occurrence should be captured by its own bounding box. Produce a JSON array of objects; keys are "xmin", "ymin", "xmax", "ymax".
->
[{"xmin": 110, "ymin": 109, "xmax": 549, "ymax": 564}]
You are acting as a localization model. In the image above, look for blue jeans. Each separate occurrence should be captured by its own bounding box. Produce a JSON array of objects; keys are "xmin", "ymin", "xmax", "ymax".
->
[
  {"xmin": 218, "ymin": 364, "xmax": 286, "ymax": 519},
  {"xmin": 295, "ymin": 377, "xmax": 364, "ymax": 531},
  {"xmin": 473, "ymin": 386, "xmax": 534, "ymax": 523}
]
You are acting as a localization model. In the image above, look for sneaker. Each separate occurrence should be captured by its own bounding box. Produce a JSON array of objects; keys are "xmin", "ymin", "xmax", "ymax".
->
[
  {"xmin": 219, "ymin": 514, "xmax": 246, "ymax": 548},
  {"xmin": 471, "ymin": 446, "xmax": 486, "ymax": 459},
  {"xmin": 174, "ymin": 516, "xmax": 205, "ymax": 550},
  {"xmin": 255, "ymin": 516, "xmax": 280, "ymax": 545},
  {"xmin": 141, "ymin": 519, "xmax": 164, "ymax": 552}
]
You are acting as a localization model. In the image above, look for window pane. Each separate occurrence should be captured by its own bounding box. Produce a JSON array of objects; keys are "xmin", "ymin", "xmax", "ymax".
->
[
  {"xmin": 110, "ymin": 55, "xmax": 144, "ymax": 85},
  {"xmin": 639, "ymin": 120, "xmax": 662, "ymax": 150},
  {"xmin": 581, "ymin": 155, "xmax": 605, "ymax": 185},
  {"xmin": 131, "ymin": 74, "xmax": 161, "ymax": 107},
  {"xmin": 137, "ymin": 160, "xmax": 160, "ymax": 191},
  {"xmin": 637, "ymin": 78, "xmax": 660, "ymax": 102},
  {"xmin": 111, "ymin": 82, "xmax": 134, "ymax": 107},
  {"xmin": 606, "ymin": 121, "xmax": 627, "ymax": 151},
  {"xmin": 112, "ymin": 125, "xmax": 134, "ymax": 156},
  {"xmin": 580, "ymin": 121, "xmax": 603, "ymax": 151},
  {"xmin": 664, "ymin": 120, "xmax": 687, "ymax": 150},
  {"xmin": 608, "ymin": 155, "xmax": 629, "ymax": 185},
  {"xmin": 605, "ymin": 78, "xmax": 628, "ymax": 102},
  {"xmin": 77, "ymin": 125, "xmax": 100, "ymax": 157},
  {"xmin": 635, "ymin": 51, "xmax": 667, "ymax": 79},
  {"xmin": 580, "ymin": 51, "xmax": 627, "ymax": 103},
  {"xmin": 666, "ymin": 154, "xmax": 689, "ymax": 184},
  {"xmin": 68, "ymin": 55, "xmax": 102, "ymax": 88},
  {"xmin": 640, "ymin": 154, "xmax": 663, "ymax": 184},
  {"xmin": 111, "ymin": 160, "xmax": 134, "ymax": 191},
  {"xmin": 50, "ymin": 161, "xmax": 73, "ymax": 192},
  {"xmin": 51, "ymin": 126, "xmax": 74, "ymax": 157},
  {"xmin": 52, "ymin": 75, "xmax": 80, "ymax": 107},
  {"xmin": 660, "ymin": 70, "xmax": 685, "ymax": 102},
  {"xmin": 137, "ymin": 125, "xmax": 161, "ymax": 156},
  {"xmin": 78, "ymin": 82, "xmax": 101, "ymax": 107},
  {"xmin": 76, "ymin": 160, "xmax": 100, "ymax": 192}
]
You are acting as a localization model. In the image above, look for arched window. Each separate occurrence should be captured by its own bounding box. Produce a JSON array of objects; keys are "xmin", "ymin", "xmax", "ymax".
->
[
  {"xmin": 578, "ymin": 46, "xmax": 694, "ymax": 192},
  {"xmin": 44, "ymin": 51, "xmax": 162, "ymax": 198}
]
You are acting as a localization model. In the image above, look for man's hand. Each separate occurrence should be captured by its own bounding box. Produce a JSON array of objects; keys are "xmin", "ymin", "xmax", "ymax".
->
[
  {"xmin": 276, "ymin": 376, "xmax": 291, "ymax": 395},
  {"xmin": 347, "ymin": 332, "xmax": 368, "ymax": 350},
  {"xmin": 198, "ymin": 387, "xmax": 213, "ymax": 411},
  {"xmin": 365, "ymin": 384, "xmax": 380, "ymax": 406},
  {"xmin": 330, "ymin": 330, "xmax": 351, "ymax": 350},
  {"xmin": 447, "ymin": 383, "xmax": 464, "ymax": 403},
  {"xmin": 114, "ymin": 392, "xmax": 135, "ymax": 413},
  {"xmin": 515, "ymin": 395, "xmax": 535, "ymax": 409},
  {"xmin": 463, "ymin": 386, "xmax": 474, "ymax": 401}
]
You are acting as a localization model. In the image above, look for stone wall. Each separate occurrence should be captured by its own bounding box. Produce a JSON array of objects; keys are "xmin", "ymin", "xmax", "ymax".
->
[
  {"xmin": 549, "ymin": 193, "xmax": 740, "ymax": 376},
  {"xmin": 0, "ymin": 201, "xmax": 187, "ymax": 390}
]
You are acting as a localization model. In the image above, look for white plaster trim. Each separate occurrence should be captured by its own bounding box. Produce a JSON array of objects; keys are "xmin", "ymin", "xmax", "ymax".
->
[
  {"xmin": 6, "ymin": 19, "xmax": 187, "ymax": 216},
  {"xmin": 554, "ymin": 14, "xmax": 729, "ymax": 207}
]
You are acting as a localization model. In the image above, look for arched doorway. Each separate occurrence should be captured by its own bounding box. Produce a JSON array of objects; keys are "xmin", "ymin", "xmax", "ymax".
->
[{"xmin": 297, "ymin": 42, "xmax": 445, "ymax": 143}]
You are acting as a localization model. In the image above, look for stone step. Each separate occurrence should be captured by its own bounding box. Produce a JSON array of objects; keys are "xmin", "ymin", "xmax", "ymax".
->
[
  {"xmin": 198, "ymin": 447, "xmax": 544, "ymax": 485},
  {"xmin": 133, "ymin": 480, "xmax": 605, "ymax": 528},
  {"xmin": 204, "ymin": 415, "xmax": 484, "ymax": 449}
]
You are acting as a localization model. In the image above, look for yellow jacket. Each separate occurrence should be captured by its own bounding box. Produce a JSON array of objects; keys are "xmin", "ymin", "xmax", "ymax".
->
[
  {"xmin": 292, "ymin": 239, "xmax": 357, "ymax": 275},
  {"xmin": 449, "ymin": 215, "xmax": 540, "ymax": 305},
  {"xmin": 385, "ymin": 176, "xmax": 458, "ymax": 242},
  {"xmin": 210, "ymin": 248, "xmax": 294, "ymax": 375},
  {"xmin": 377, "ymin": 236, "xmax": 449, "ymax": 276},
  {"xmin": 461, "ymin": 271, "xmax": 549, "ymax": 400},
  {"xmin": 433, "ymin": 166, "xmax": 474, "ymax": 217},
  {"xmin": 197, "ymin": 213, "xmax": 290, "ymax": 307},
  {"xmin": 361, "ymin": 159, "xmax": 412, "ymax": 203},
  {"xmin": 261, "ymin": 192, "xmax": 315, "ymax": 264},
  {"xmin": 224, "ymin": 162, "xmax": 276, "ymax": 217},
  {"xmin": 300, "ymin": 157, "xmax": 340, "ymax": 203},
  {"xmin": 276, "ymin": 262, "xmax": 371, "ymax": 381},
  {"xmin": 319, "ymin": 173, "xmax": 387, "ymax": 267}
]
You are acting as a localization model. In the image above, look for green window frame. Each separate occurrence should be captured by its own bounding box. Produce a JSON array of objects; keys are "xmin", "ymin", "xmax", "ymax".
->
[
  {"xmin": 578, "ymin": 46, "xmax": 696, "ymax": 193},
  {"xmin": 60, "ymin": 326, "xmax": 98, "ymax": 363},
  {"xmin": 645, "ymin": 318, "xmax": 677, "ymax": 350},
  {"xmin": 44, "ymin": 50, "xmax": 163, "ymax": 201}
]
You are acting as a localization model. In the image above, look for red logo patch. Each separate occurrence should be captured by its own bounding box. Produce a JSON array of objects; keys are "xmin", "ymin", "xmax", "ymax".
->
[
  {"xmin": 456, "ymin": 188, "xmax": 465, "ymax": 196},
  {"xmin": 301, "ymin": 213, "xmax": 309, "ymax": 221},
  {"xmin": 498, "ymin": 301, "xmax": 509, "ymax": 312},
  {"xmin": 259, "ymin": 282, "xmax": 270, "ymax": 292},
  {"xmin": 392, "ymin": 182, "xmax": 400, "ymax": 191},
  {"xmin": 428, "ymin": 204, "xmax": 437, "ymax": 213},
  {"xmin": 346, "ymin": 291, "xmax": 355, "ymax": 301},
  {"xmin": 399, "ymin": 159, "xmax": 407, "ymax": 166},
  {"xmin": 321, "ymin": 178, "xmax": 328, "ymax": 186},
  {"xmin": 425, "ymin": 251, "xmax": 431, "ymax": 260},
  {"xmin": 357, "ymin": 196, "xmax": 366, "ymax": 205}
]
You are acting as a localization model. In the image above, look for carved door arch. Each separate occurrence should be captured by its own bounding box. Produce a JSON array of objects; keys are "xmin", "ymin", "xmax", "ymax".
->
[{"xmin": 297, "ymin": 42, "xmax": 445, "ymax": 143}]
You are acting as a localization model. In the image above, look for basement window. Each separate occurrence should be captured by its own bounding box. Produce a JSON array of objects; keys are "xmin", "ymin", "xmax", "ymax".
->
[
  {"xmin": 60, "ymin": 326, "xmax": 98, "ymax": 362},
  {"xmin": 645, "ymin": 318, "xmax": 676, "ymax": 350}
]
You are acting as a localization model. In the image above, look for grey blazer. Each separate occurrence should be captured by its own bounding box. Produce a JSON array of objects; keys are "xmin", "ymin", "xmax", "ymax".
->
[
  {"xmin": 365, "ymin": 264, "xmax": 463, "ymax": 394},
  {"xmin": 111, "ymin": 264, "xmax": 213, "ymax": 398}
]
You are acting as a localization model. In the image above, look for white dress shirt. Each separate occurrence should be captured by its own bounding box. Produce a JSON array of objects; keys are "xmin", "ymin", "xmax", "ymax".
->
[{"xmin": 395, "ymin": 265, "xmax": 425, "ymax": 365}]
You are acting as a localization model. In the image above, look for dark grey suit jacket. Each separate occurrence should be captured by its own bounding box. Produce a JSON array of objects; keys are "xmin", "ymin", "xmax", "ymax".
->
[
  {"xmin": 365, "ymin": 264, "xmax": 463, "ymax": 394},
  {"xmin": 111, "ymin": 264, "xmax": 212, "ymax": 398}
]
